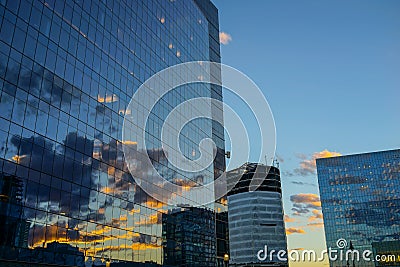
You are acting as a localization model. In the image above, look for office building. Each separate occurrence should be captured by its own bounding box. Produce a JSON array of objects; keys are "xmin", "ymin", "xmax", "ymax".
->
[
  {"xmin": 162, "ymin": 207, "xmax": 216, "ymax": 267},
  {"xmin": 0, "ymin": 174, "xmax": 29, "ymax": 251},
  {"xmin": 0, "ymin": 0, "xmax": 226, "ymax": 265},
  {"xmin": 316, "ymin": 149, "xmax": 400, "ymax": 267},
  {"xmin": 227, "ymin": 163, "xmax": 288, "ymax": 267}
]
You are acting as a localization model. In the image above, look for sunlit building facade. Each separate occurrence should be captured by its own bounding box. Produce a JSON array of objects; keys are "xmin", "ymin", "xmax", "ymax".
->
[
  {"xmin": 227, "ymin": 163, "xmax": 288, "ymax": 267},
  {"xmin": 0, "ymin": 0, "xmax": 227, "ymax": 266},
  {"xmin": 316, "ymin": 149, "xmax": 400, "ymax": 267}
]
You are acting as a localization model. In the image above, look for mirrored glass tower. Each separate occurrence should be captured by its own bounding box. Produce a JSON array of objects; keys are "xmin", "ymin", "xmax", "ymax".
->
[
  {"xmin": 0, "ymin": 0, "xmax": 227, "ymax": 266},
  {"xmin": 317, "ymin": 149, "xmax": 400, "ymax": 267}
]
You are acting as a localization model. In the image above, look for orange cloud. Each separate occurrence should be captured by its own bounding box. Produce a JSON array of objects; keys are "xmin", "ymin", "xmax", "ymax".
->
[
  {"xmin": 131, "ymin": 242, "xmax": 160, "ymax": 250},
  {"xmin": 97, "ymin": 93, "xmax": 118, "ymax": 103},
  {"xmin": 135, "ymin": 212, "xmax": 162, "ymax": 226},
  {"xmin": 307, "ymin": 222, "xmax": 324, "ymax": 228},
  {"xmin": 144, "ymin": 199, "xmax": 165, "ymax": 209},
  {"xmin": 290, "ymin": 193, "xmax": 322, "ymax": 216},
  {"xmin": 29, "ymin": 220, "xmax": 161, "ymax": 260},
  {"xmin": 129, "ymin": 208, "xmax": 141, "ymax": 215},
  {"xmin": 291, "ymin": 193, "xmax": 321, "ymax": 206},
  {"xmin": 290, "ymin": 248, "xmax": 305, "ymax": 252},
  {"xmin": 284, "ymin": 215, "xmax": 297, "ymax": 223},
  {"xmin": 286, "ymin": 227, "xmax": 306, "ymax": 235},
  {"xmin": 101, "ymin": 186, "xmax": 115, "ymax": 194},
  {"xmin": 295, "ymin": 149, "xmax": 341, "ymax": 176},
  {"xmin": 309, "ymin": 209, "xmax": 323, "ymax": 222},
  {"xmin": 291, "ymin": 193, "xmax": 321, "ymax": 210},
  {"xmin": 173, "ymin": 178, "xmax": 200, "ymax": 191},
  {"xmin": 219, "ymin": 32, "xmax": 232, "ymax": 45},
  {"xmin": 86, "ymin": 242, "xmax": 160, "ymax": 257}
]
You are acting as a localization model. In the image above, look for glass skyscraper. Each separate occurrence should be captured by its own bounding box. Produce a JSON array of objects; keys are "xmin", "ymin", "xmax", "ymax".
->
[
  {"xmin": 0, "ymin": 0, "xmax": 227, "ymax": 266},
  {"xmin": 316, "ymin": 149, "xmax": 400, "ymax": 267}
]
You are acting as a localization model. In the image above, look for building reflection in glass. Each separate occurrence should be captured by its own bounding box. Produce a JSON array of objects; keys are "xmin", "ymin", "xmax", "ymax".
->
[
  {"xmin": 0, "ymin": 0, "xmax": 227, "ymax": 266},
  {"xmin": 317, "ymin": 149, "xmax": 400, "ymax": 267}
]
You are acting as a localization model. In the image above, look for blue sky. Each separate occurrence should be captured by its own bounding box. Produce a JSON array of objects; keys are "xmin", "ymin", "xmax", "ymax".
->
[{"xmin": 213, "ymin": 0, "xmax": 400, "ymax": 265}]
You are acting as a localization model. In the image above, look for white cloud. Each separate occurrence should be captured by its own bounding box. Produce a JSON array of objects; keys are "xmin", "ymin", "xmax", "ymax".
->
[{"xmin": 219, "ymin": 32, "xmax": 232, "ymax": 45}]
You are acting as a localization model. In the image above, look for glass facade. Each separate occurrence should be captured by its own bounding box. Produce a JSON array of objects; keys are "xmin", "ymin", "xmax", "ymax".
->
[
  {"xmin": 227, "ymin": 164, "xmax": 288, "ymax": 267},
  {"xmin": 0, "ymin": 0, "xmax": 227, "ymax": 266},
  {"xmin": 316, "ymin": 149, "xmax": 400, "ymax": 267},
  {"xmin": 162, "ymin": 207, "xmax": 215, "ymax": 267}
]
